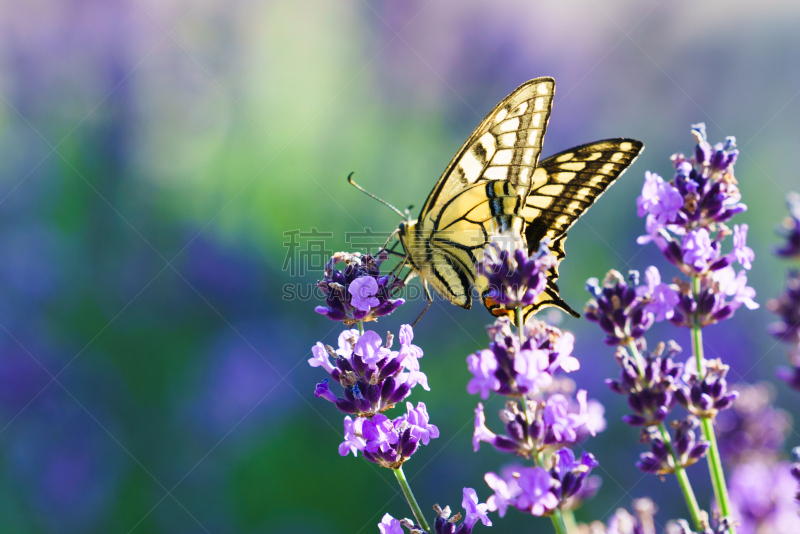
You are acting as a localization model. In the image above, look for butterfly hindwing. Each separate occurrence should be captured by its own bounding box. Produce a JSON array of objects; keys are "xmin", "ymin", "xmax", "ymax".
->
[{"xmin": 517, "ymin": 138, "xmax": 645, "ymax": 319}]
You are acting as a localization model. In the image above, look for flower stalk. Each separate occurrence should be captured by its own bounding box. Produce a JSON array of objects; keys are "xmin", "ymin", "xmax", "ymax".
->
[
  {"xmin": 628, "ymin": 341, "xmax": 703, "ymax": 531},
  {"xmin": 393, "ymin": 465, "xmax": 430, "ymax": 531},
  {"xmin": 691, "ymin": 276, "xmax": 735, "ymax": 532}
]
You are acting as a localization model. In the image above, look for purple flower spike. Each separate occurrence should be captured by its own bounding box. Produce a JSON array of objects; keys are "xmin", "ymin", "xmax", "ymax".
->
[
  {"xmin": 315, "ymin": 251, "xmax": 405, "ymax": 325},
  {"xmin": 466, "ymin": 316, "xmax": 575, "ymax": 398},
  {"xmin": 636, "ymin": 419, "xmax": 708, "ymax": 477},
  {"xmin": 477, "ymin": 232, "xmax": 556, "ymax": 310},
  {"xmin": 585, "ymin": 270, "xmax": 666, "ymax": 345},
  {"xmin": 671, "ymin": 266, "xmax": 759, "ymax": 328},
  {"xmin": 676, "ymin": 358, "xmax": 738, "ymax": 419},
  {"xmin": 309, "ymin": 325, "xmax": 428, "ymax": 418},
  {"xmin": 639, "ymin": 124, "xmax": 750, "ymax": 286},
  {"xmin": 606, "ymin": 342, "xmax": 683, "ymax": 427}
]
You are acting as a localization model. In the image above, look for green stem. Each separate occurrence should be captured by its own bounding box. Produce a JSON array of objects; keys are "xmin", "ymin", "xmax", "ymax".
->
[
  {"xmin": 533, "ymin": 452, "xmax": 567, "ymax": 534},
  {"xmin": 561, "ymin": 508, "xmax": 578, "ymax": 534},
  {"xmin": 628, "ymin": 342, "xmax": 703, "ymax": 531},
  {"xmin": 690, "ymin": 277, "xmax": 735, "ymax": 532},
  {"xmin": 357, "ymin": 320, "xmax": 364, "ymax": 335},
  {"xmin": 515, "ymin": 306, "xmax": 525, "ymax": 346},
  {"xmin": 393, "ymin": 466, "xmax": 430, "ymax": 531},
  {"xmin": 658, "ymin": 422, "xmax": 704, "ymax": 530}
]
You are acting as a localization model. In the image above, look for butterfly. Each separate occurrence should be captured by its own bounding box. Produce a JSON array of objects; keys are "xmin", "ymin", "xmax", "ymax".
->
[{"xmin": 390, "ymin": 77, "xmax": 643, "ymax": 322}]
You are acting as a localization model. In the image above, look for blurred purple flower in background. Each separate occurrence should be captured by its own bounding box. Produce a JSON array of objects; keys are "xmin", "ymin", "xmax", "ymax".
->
[
  {"xmin": 715, "ymin": 382, "xmax": 791, "ymax": 464},
  {"xmin": 774, "ymin": 192, "xmax": 800, "ymax": 259},
  {"xmin": 728, "ymin": 460, "xmax": 800, "ymax": 534}
]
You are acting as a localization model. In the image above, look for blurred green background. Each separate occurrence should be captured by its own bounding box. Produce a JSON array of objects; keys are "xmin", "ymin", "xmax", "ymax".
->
[{"xmin": 0, "ymin": 1, "xmax": 799, "ymax": 532}]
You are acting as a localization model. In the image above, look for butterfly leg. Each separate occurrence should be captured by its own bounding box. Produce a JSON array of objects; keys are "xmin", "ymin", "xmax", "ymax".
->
[{"xmin": 411, "ymin": 281, "xmax": 433, "ymax": 327}]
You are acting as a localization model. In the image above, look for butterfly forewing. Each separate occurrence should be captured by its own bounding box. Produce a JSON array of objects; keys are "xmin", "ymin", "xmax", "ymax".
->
[{"xmin": 419, "ymin": 77, "xmax": 556, "ymax": 219}]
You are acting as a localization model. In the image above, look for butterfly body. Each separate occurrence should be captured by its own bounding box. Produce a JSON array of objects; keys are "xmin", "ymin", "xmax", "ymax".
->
[{"xmin": 392, "ymin": 77, "xmax": 643, "ymax": 321}]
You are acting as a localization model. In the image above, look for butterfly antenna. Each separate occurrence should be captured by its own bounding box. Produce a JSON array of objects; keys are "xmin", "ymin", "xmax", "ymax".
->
[{"xmin": 347, "ymin": 173, "xmax": 405, "ymax": 218}]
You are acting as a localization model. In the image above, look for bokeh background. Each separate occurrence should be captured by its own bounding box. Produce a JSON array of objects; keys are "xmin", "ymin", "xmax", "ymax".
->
[{"xmin": 0, "ymin": 1, "xmax": 799, "ymax": 532}]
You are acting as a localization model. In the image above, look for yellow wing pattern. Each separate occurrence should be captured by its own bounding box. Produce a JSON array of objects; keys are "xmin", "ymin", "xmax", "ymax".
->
[
  {"xmin": 484, "ymin": 139, "xmax": 644, "ymax": 319},
  {"xmin": 420, "ymin": 78, "xmax": 555, "ymax": 216}
]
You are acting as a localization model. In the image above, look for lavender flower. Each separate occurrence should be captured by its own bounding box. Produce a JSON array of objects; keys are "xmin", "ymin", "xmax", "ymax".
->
[
  {"xmin": 431, "ymin": 488, "xmax": 492, "ymax": 534},
  {"xmin": 605, "ymin": 342, "xmax": 684, "ymax": 427},
  {"xmin": 636, "ymin": 417, "xmax": 709, "ymax": 475},
  {"xmin": 585, "ymin": 269, "xmax": 678, "ymax": 346},
  {"xmin": 472, "ymin": 390, "xmax": 594, "ymax": 457},
  {"xmin": 340, "ymin": 416, "xmax": 368, "ymax": 457},
  {"xmin": 476, "ymin": 232, "xmax": 556, "ymax": 309},
  {"xmin": 775, "ymin": 191, "xmax": 800, "ymax": 258},
  {"xmin": 315, "ymin": 251, "xmax": 405, "ymax": 324},
  {"xmin": 381, "ymin": 488, "xmax": 491, "ymax": 534},
  {"xmin": 466, "ymin": 316, "xmax": 577, "ymax": 399},
  {"xmin": 484, "ymin": 457, "xmax": 599, "ymax": 519},
  {"xmin": 310, "ymin": 326, "xmax": 428, "ymax": 417},
  {"xmin": 639, "ymin": 123, "xmax": 744, "ymax": 233},
  {"xmin": 360, "ymin": 402, "xmax": 439, "ymax": 468},
  {"xmin": 549, "ymin": 448, "xmax": 599, "ymax": 506},
  {"xmin": 670, "ymin": 266, "xmax": 759, "ymax": 328},
  {"xmin": 637, "ymin": 125, "xmax": 750, "ymax": 281},
  {"xmin": 676, "ymin": 358, "xmax": 738, "ymax": 419},
  {"xmin": 515, "ymin": 467, "xmax": 558, "ymax": 516},
  {"xmin": 380, "ymin": 513, "xmax": 406, "ymax": 534}
]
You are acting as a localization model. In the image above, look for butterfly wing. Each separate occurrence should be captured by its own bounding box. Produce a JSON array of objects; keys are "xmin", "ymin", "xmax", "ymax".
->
[
  {"xmin": 483, "ymin": 138, "xmax": 645, "ymax": 319},
  {"xmin": 419, "ymin": 77, "xmax": 556, "ymax": 218},
  {"xmin": 411, "ymin": 180, "xmax": 524, "ymax": 308},
  {"xmin": 405, "ymin": 78, "xmax": 556, "ymax": 308}
]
